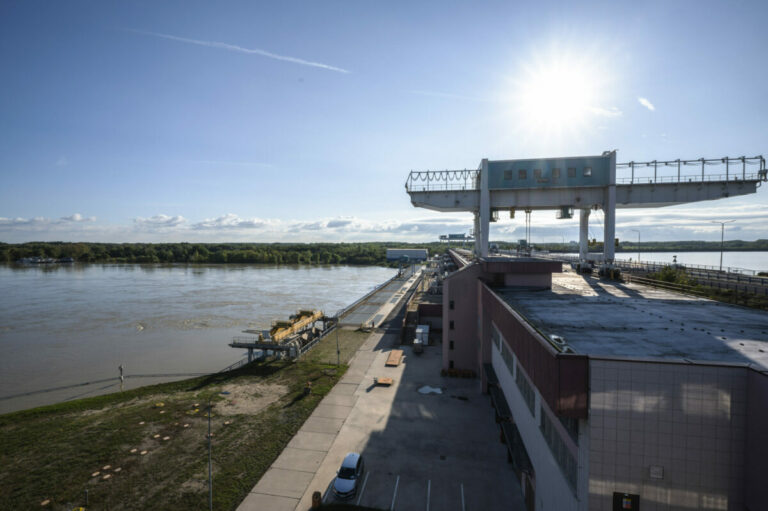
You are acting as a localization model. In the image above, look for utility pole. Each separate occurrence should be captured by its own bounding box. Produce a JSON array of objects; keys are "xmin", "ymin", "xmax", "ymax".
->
[
  {"xmin": 710, "ymin": 220, "xmax": 735, "ymax": 271},
  {"xmin": 631, "ymin": 229, "xmax": 641, "ymax": 263},
  {"xmin": 336, "ymin": 318, "xmax": 340, "ymax": 366},
  {"xmin": 208, "ymin": 399, "xmax": 213, "ymax": 511}
]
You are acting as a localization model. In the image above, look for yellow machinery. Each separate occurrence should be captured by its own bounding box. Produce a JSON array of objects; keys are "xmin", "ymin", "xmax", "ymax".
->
[{"xmin": 268, "ymin": 309, "xmax": 323, "ymax": 343}]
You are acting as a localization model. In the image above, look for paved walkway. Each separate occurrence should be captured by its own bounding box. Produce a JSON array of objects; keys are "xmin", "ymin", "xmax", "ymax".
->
[
  {"xmin": 339, "ymin": 269, "xmax": 421, "ymax": 328},
  {"xmin": 237, "ymin": 332, "xmax": 385, "ymax": 511}
]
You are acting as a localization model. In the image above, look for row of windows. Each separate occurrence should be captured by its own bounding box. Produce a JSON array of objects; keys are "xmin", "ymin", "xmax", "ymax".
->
[
  {"xmin": 503, "ymin": 167, "xmax": 592, "ymax": 181},
  {"xmin": 541, "ymin": 411, "xmax": 578, "ymax": 491},
  {"xmin": 491, "ymin": 323, "xmax": 502, "ymax": 351},
  {"xmin": 515, "ymin": 362, "xmax": 536, "ymax": 416},
  {"xmin": 492, "ymin": 322, "xmax": 579, "ymax": 494}
]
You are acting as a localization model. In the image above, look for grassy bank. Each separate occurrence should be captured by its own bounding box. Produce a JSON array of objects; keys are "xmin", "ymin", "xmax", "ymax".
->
[
  {"xmin": 0, "ymin": 329, "xmax": 370, "ymax": 510},
  {"xmin": 641, "ymin": 266, "xmax": 768, "ymax": 311}
]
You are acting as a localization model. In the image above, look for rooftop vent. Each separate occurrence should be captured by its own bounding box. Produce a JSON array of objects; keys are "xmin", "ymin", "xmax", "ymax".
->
[{"xmin": 549, "ymin": 335, "xmax": 566, "ymax": 346}]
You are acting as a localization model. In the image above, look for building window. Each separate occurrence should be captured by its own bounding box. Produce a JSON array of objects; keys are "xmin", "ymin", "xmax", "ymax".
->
[
  {"xmin": 518, "ymin": 169, "xmax": 527, "ymax": 180},
  {"xmin": 501, "ymin": 342, "xmax": 515, "ymax": 376},
  {"xmin": 534, "ymin": 168, "xmax": 542, "ymax": 179},
  {"xmin": 567, "ymin": 167, "xmax": 576, "ymax": 177},
  {"xmin": 552, "ymin": 168, "xmax": 561, "ymax": 179},
  {"xmin": 449, "ymin": 340, "xmax": 454, "ymax": 350},
  {"xmin": 504, "ymin": 170, "xmax": 514, "ymax": 180},
  {"xmin": 449, "ymin": 300, "xmax": 454, "ymax": 310},
  {"xmin": 559, "ymin": 416, "xmax": 579, "ymax": 445},
  {"xmin": 515, "ymin": 363, "xmax": 536, "ymax": 416},
  {"xmin": 541, "ymin": 411, "xmax": 578, "ymax": 491},
  {"xmin": 583, "ymin": 166, "xmax": 592, "ymax": 177},
  {"xmin": 449, "ymin": 360, "xmax": 454, "ymax": 369},
  {"xmin": 449, "ymin": 320, "xmax": 455, "ymax": 330},
  {"xmin": 491, "ymin": 323, "xmax": 502, "ymax": 351}
]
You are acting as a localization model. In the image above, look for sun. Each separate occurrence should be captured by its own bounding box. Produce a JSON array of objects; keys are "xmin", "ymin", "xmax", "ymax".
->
[
  {"xmin": 506, "ymin": 49, "xmax": 616, "ymax": 137},
  {"xmin": 519, "ymin": 64, "xmax": 595, "ymax": 127}
]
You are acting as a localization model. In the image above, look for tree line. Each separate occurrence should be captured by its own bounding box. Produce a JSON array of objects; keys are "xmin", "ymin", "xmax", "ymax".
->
[{"xmin": 0, "ymin": 242, "xmax": 448, "ymax": 265}]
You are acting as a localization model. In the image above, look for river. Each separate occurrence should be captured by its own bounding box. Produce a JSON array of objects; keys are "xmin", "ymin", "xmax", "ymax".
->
[{"xmin": 0, "ymin": 264, "xmax": 395, "ymax": 413}]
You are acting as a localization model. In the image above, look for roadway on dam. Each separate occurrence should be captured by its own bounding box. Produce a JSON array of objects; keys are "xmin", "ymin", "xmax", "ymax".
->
[{"xmin": 338, "ymin": 267, "xmax": 422, "ymax": 328}]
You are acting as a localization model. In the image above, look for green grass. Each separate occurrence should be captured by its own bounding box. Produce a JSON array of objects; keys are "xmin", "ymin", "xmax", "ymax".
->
[
  {"xmin": 644, "ymin": 267, "xmax": 768, "ymax": 311},
  {"xmin": 305, "ymin": 328, "xmax": 371, "ymax": 366},
  {"xmin": 0, "ymin": 348, "xmax": 352, "ymax": 510}
]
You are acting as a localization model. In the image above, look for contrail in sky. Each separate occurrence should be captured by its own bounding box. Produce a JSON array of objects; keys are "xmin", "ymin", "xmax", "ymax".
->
[{"xmin": 130, "ymin": 29, "xmax": 351, "ymax": 74}]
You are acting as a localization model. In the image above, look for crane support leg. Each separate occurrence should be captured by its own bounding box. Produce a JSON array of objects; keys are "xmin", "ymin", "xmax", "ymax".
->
[
  {"xmin": 603, "ymin": 185, "xmax": 616, "ymax": 265},
  {"xmin": 579, "ymin": 209, "xmax": 590, "ymax": 262}
]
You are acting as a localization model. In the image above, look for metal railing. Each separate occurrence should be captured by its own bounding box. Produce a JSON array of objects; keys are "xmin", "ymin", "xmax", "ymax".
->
[
  {"xmin": 536, "ymin": 251, "xmax": 765, "ymax": 277},
  {"xmin": 218, "ymin": 356, "xmax": 251, "ymax": 373},
  {"xmin": 616, "ymin": 156, "xmax": 766, "ymax": 185},
  {"xmin": 405, "ymin": 156, "xmax": 766, "ymax": 191},
  {"xmin": 405, "ymin": 169, "xmax": 479, "ymax": 192}
]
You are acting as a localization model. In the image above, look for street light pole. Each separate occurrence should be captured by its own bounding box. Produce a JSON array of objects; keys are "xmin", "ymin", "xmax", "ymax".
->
[
  {"xmin": 335, "ymin": 318, "xmax": 340, "ymax": 366},
  {"xmin": 631, "ymin": 229, "xmax": 640, "ymax": 263},
  {"xmin": 711, "ymin": 220, "xmax": 735, "ymax": 271},
  {"xmin": 208, "ymin": 399, "xmax": 213, "ymax": 511}
]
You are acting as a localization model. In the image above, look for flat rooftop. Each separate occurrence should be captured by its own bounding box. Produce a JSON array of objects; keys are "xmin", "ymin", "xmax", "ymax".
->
[{"xmin": 496, "ymin": 271, "xmax": 768, "ymax": 369}]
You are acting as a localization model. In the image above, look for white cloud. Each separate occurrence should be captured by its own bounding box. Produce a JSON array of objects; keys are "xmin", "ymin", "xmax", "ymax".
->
[
  {"xmin": 59, "ymin": 213, "xmax": 95, "ymax": 223},
  {"xmin": 133, "ymin": 215, "xmax": 187, "ymax": 230},
  {"xmin": 0, "ymin": 213, "xmax": 95, "ymax": 233},
  {"xmin": 191, "ymin": 213, "xmax": 270, "ymax": 230},
  {"xmin": 590, "ymin": 106, "xmax": 623, "ymax": 118},
  {"xmin": 638, "ymin": 97, "xmax": 656, "ymax": 111},
  {"xmin": 55, "ymin": 156, "xmax": 68, "ymax": 166},
  {"xmin": 131, "ymin": 30, "xmax": 350, "ymax": 74},
  {"xmin": 2, "ymin": 204, "xmax": 768, "ymax": 244}
]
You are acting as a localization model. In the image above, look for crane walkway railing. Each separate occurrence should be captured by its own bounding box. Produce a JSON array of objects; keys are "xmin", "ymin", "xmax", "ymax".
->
[{"xmin": 405, "ymin": 156, "xmax": 766, "ymax": 192}]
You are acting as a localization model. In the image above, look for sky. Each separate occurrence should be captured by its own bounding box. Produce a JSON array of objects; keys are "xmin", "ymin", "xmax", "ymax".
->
[{"xmin": 1, "ymin": 0, "xmax": 767, "ymax": 244}]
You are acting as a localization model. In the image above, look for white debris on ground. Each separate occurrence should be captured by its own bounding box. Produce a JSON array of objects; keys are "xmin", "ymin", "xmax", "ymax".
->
[{"xmin": 418, "ymin": 386, "xmax": 443, "ymax": 395}]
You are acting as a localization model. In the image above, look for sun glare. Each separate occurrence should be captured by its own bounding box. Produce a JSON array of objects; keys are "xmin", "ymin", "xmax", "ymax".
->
[{"xmin": 507, "ymin": 50, "xmax": 615, "ymax": 138}]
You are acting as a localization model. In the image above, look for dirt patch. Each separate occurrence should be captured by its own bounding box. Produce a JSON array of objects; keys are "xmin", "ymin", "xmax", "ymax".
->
[
  {"xmin": 215, "ymin": 383, "xmax": 288, "ymax": 416},
  {"xmin": 79, "ymin": 396, "xmax": 155, "ymax": 418}
]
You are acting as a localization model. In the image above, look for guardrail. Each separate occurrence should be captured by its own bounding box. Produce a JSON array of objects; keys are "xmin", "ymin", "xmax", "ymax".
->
[
  {"xmin": 405, "ymin": 156, "xmax": 766, "ymax": 191},
  {"xmin": 218, "ymin": 356, "xmax": 251, "ymax": 373},
  {"xmin": 333, "ymin": 270, "xmax": 403, "ymax": 319},
  {"xmin": 616, "ymin": 156, "xmax": 766, "ymax": 185},
  {"xmin": 534, "ymin": 252, "xmax": 764, "ymax": 277},
  {"xmin": 624, "ymin": 274, "xmax": 768, "ymax": 298},
  {"xmin": 616, "ymin": 172, "xmax": 764, "ymax": 185},
  {"xmin": 405, "ymin": 169, "xmax": 480, "ymax": 192}
]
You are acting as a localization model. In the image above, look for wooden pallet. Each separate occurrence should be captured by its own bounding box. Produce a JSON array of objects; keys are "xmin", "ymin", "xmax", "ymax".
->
[
  {"xmin": 374, "ymin": 377, "xmax": 394, "ymax": 386},
  {"xmin": 385, "ymin": 349, "xmax": 404, "ymax": 367}
]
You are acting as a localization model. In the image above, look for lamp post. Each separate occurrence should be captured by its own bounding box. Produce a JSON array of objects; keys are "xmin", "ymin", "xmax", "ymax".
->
[
  {"xmin": 336, "ymin": 318, "xmax": 340, "ymax": 366},
  {"xmin": 631, "ymin": 229, "xmax": 640, "ymax": 263},
  {"xmin": 710, "ymin": 220, "xmax": 735, "ymax": 272},
  {"xmin": 208, "ymin": 399, "xmax": 213, "ymax": 511}
]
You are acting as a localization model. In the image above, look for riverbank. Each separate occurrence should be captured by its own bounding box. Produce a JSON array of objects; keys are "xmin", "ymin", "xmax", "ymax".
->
[
  {"xmin": 0, "ymin": 264, "xmax": 395, "ymax": 414},
  {"xmin": 0, "ymin": 329, "xmax": 370, "ymax": 511}
]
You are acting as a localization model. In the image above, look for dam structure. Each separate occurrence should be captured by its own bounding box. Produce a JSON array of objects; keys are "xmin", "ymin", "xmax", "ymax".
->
[
  {"xmin": 405, "ymin": 153, "xmax": 766, "ymax": 268},
  {"xmin": 403, "ymin": 153, "xmax": 768, "ymax": 510}
]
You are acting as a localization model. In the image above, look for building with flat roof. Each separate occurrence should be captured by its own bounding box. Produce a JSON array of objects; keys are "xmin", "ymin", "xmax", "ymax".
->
[
  {"xmin": 385, "ymin": 248, "xmax": 429, "ymax": 261},
  {"xmin": 441, "ymin": 250, "xmax": 768, "ymax": 511}
]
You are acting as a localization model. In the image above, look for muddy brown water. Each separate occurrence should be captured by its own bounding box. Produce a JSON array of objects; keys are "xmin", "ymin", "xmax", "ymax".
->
[{"xmin": 0, "ymin": 263, "xmax": 394, "ymax": 413}]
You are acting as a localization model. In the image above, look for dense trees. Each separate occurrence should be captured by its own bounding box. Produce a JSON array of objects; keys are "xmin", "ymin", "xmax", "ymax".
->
[{"xmin": 0, "ymin": 242, "xmax": 448, "ymax": 265}]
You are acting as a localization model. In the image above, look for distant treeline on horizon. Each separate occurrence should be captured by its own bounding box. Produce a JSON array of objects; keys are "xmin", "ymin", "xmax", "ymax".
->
[
  {"xmin": 0, "ymin": 241, "xmax": 451, "ymax": 265},
  {"xmin": 0, "ymin": 239, "xmax": 766, "ymax": 264}
]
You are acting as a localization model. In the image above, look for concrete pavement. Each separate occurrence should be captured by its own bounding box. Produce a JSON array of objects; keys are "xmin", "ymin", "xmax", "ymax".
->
[{"xmin": 294, "ymin": 337, "xmax": 525, "ymax": 511}]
